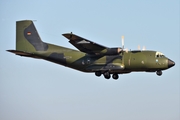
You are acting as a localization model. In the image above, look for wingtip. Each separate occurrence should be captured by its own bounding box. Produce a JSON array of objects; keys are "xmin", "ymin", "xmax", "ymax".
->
[
  {"xmin": 62, "ymin": 32, "xmax": 73, "ymax": 35},
  {"xmin": 62, "ymin": 33, "xmax": 71, "ymax": 39},
  {"xmin": 62, "ymin": 32, "xmax": 75, "ymax": 39}
]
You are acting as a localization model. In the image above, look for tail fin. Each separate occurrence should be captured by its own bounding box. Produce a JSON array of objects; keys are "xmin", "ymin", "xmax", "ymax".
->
[{"xmin": 16, "ymin": 20, "xmax": 48, "ymax": 52}]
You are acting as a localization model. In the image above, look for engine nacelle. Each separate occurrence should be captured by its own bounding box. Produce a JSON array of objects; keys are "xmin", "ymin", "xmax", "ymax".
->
[{"xmin": 95, "ymin": 48, "xmax": 122, "ymax": 55}]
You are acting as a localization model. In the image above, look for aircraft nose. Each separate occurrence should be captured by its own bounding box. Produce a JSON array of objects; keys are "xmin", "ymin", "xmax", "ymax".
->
[{"xmin": 168, "ymin": 59, "xmax": 175, "ymax": 68}]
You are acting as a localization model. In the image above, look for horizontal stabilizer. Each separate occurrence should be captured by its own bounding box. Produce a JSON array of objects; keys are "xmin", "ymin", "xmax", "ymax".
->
[{"xmin": 7, "ymin": 50, "xmax": 41, "ymax": 59}]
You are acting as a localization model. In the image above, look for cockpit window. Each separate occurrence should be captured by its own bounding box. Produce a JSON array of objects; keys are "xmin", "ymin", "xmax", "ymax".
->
[{"xmin": 155, "ymin": 52, "xmax": 165, "ymax": 58}]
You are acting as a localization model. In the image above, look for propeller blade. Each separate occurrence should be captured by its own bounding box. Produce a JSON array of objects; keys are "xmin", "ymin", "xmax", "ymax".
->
[
  {"xmin": 122, "ymin": 36, "xmax": 124, "ymax": 49},
  {"xmin": 142, "ymin": 46, "xmax": 146, "ymax": 50},
  {"xmin": 138, "ymin": 45, "xmax": 141, "ymax": 50},
  {"xmin": 125, "ymin": 48, "xmax": 128, "ymax": 53}
]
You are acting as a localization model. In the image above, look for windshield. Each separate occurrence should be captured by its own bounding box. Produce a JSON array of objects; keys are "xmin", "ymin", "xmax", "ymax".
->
[{"xmin": 155, "ymin": 52, "xmax": 165, "ymax": 58}]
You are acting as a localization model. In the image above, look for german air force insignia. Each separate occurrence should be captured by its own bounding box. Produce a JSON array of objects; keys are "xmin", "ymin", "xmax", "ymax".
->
[{"xmin": 27, "ymin": 32, "xmax": 31, "ymax": 35}]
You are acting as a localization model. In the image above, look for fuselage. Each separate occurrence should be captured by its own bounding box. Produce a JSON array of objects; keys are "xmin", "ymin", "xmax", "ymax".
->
[{"xmin": 33, "ymin": 44, "xmax": 173, "ymax": 74}]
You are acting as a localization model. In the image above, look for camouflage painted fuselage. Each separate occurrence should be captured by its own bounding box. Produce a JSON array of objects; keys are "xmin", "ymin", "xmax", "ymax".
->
[
  {"xmin": 33, "ymin": 49, "xmax": 170, "ymax": 74},
  {"xmin": 8, "ymin": 20, "xmax": 175, "ymax": 79}
]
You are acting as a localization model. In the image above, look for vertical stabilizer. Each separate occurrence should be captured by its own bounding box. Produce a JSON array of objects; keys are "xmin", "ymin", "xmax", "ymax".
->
[{"xmin": 16, "ymin": 20, "xmax": 48, "ymax": 52}]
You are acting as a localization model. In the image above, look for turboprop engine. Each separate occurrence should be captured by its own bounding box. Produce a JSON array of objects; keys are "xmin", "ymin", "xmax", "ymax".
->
[{"xmin": 95, "ymin": 47, "xmax": 122, "ymax": 55}]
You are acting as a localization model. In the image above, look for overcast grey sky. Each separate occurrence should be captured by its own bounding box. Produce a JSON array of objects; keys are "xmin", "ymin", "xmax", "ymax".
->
[{"xmin": 0, "ymin": 0, "xmax": 179, "ymax": 120}]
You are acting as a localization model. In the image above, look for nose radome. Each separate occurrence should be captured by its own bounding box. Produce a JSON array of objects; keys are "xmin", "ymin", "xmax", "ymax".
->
[{"xmin": 168, "ymin": 59, "xmax": 175, "ymax": 68}]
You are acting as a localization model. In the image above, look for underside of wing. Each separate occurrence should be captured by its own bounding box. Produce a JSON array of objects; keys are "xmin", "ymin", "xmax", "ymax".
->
[{"xmin": 62, "ymin": 33, "xmax": 108, "ymax": 55}]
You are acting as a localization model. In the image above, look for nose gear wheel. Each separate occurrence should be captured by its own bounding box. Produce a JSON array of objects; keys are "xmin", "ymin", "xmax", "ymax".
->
[{"xmin": 156, "ymin": 71, "xmax": 162, "ymax": 76}]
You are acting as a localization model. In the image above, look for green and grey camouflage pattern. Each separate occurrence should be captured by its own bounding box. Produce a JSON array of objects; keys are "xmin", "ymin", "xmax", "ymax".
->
[{"xmin": 7, "ymin": 20, "xmax": 175, "ymax": 80}]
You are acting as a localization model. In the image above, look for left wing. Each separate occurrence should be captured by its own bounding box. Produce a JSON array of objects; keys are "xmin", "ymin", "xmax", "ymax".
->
[{"xmin": 62, "ymin": 33, "xmax": 109, "ymax": 55}]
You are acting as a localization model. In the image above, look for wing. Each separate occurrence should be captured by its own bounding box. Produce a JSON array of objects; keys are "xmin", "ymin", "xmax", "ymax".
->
[{"xmin": 62, "ymin": 33, "xmax": 108, "ymax": 55}]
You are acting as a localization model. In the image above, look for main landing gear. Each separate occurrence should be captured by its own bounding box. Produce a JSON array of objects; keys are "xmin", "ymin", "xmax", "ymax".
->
[
  {"xmin": 156, "ymin": 70, "xmax": 162, "ymax": 76},
  {"xmin": 112, "ymin": 74, "xmax": 119, "ymax": 80},
  {"xmin": 95, "ymin": 71, "xmax": 119, "ymax": 80},
  {"xmin": 103, "ymin": 72, "xmax": 111, "ymax": 79}
]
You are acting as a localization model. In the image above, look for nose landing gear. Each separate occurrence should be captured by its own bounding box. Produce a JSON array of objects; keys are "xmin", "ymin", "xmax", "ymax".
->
[{"xmin": 156, "ymin": 71, "xmax": 162, "ymax": 76}]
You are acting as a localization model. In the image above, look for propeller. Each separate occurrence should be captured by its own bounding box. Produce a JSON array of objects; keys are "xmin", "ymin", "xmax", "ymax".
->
[
  {"xmin": 138, "ymin": 45, "xmax": 146, "ymax": 50},
  {"xmin": 142, "ymin": 46, "xmax": 146, "ymax": 50},
  {"xmin": 121, "ymin": 36, "xmax": 128, "ymax": 53},
  {"xmin": 138, "ymin": 45, "xmax": 141, "ymax": 50},
  {"xmin": 122, "ymin": 36, "xmax": 124, "ymax": 50}
]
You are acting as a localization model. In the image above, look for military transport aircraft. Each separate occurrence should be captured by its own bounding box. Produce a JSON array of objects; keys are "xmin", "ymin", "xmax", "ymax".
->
[{"xmin": 7, "ymin": 20, "xmax": 175, "ymax": 80}]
